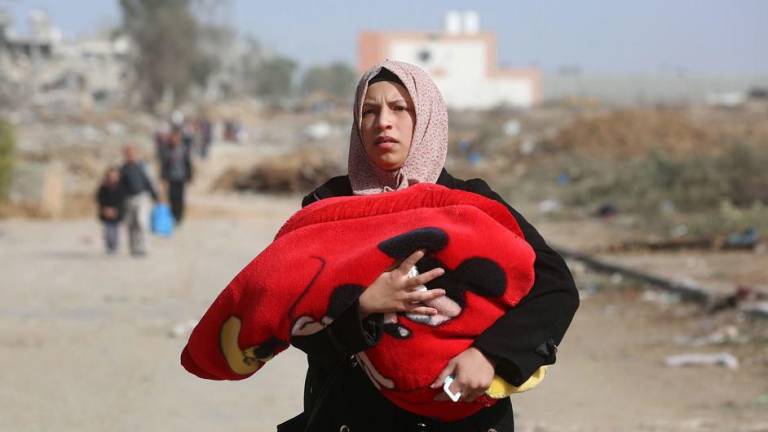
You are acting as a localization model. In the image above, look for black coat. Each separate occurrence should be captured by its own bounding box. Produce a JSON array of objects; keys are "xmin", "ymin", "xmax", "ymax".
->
[
  {"xmin": 279, "ymin": 170, "xmax": 579, "ymax": 432},
  {"xmin": 96, "ymin": 184, "xmax": 125, "ymax": 222}
]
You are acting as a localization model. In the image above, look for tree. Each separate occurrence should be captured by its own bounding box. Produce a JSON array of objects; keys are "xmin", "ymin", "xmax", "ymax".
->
[
  {"xmin": 249, "ymin": 55, "xmax": 297, "ymax": 104},
  {"xmin": 300, "ymin": 62, "xmax": 357, "ymax": 101},
  {"xmin": 119, "ymin": 0, "xmax": 216, "ymax": 109}
]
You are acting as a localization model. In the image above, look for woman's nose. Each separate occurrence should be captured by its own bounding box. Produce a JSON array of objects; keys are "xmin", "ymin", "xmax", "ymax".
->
[{"xmin": 376, "ymin": 108, "xmax": 394, "ymax": 129}]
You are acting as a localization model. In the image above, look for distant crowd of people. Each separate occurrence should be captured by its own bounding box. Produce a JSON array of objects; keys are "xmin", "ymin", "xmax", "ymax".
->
[{"xmin": 95, "ymin": 113, "xmax": 214, "ymax": 256}]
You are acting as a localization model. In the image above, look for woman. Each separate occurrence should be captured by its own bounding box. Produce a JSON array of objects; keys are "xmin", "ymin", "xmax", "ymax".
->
[{"xmin": 280, "ymin": 60, "xmax": 579, "ymax": 432}]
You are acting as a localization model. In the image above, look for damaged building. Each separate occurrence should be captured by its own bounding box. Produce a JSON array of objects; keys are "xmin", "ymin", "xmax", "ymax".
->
[{"xmin": 0, "ymin": 9, "xmax": 129, "ymax": 110}]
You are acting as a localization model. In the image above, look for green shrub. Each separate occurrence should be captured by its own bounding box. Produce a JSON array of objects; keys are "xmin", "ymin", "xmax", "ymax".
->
[
  {"xmin": 564, "ymin": 143, "xmax": 768, "ymax": 214},
  {"xmin": 0, "ymin": 118, "xmax": 15, "ymax": 202}
]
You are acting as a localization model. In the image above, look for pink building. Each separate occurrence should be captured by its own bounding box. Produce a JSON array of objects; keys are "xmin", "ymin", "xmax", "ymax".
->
[{"xmin": 358, "ymin": 11, "xmax": 541, "ymax": 110}]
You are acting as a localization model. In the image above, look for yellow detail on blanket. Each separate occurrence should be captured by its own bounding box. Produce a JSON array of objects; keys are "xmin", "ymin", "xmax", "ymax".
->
[{"xmin": 486, "ymin": 366, "xmax": 547, "ymax": 398}]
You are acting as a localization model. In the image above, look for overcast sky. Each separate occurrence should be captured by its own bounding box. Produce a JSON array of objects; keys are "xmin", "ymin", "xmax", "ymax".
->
[{"xmin": 3, "ymin": 0, "xmax": 767, "ymax": 74}]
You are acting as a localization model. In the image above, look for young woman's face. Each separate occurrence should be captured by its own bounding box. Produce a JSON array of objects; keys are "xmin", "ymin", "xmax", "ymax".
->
[{"xmin": 360, "ymin": 81, "xmax": 415, "ymax": 171}]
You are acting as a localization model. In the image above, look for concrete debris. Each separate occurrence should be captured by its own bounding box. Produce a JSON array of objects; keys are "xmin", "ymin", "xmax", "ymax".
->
[
  {"xmin": 168, "ymin": 319, "xmax": 199, "ymax": 339},
  {"xmin": 742, "ymin": 301, "xmax": 768, "ymax": 319},
  {"xmin": 538, "ymin": 198, "xmax": 562, "ymax": 215},
  {"xmin": 665, "ymin": 352, "xmax": 739, "ymax": 370}
]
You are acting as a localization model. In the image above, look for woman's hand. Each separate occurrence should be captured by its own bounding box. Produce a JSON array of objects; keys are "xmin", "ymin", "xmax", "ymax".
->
[
  {"xmin": 431, "ymin": 347, "xmax": 496, "ymax": 402},
  {"xmin": 358, "ymin": 250, "xmax": 446, "ymax": 318}
]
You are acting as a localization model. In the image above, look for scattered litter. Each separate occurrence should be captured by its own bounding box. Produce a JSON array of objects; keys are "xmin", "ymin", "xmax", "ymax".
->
[
  {"xmin": 458, "ymin": 140, "xmax": 471, "ymax": 153},
  {"xmin": 519, "ymin": 137, "xmax": 536, "ymax": 155},
  {"xmin": 106, "ymin": 122, "xmax": 126, "ymax": 136},
  {"xmin": 665, "ymin": 352, "xmax": 739, "ymax": 370},
  {"xmin": 503, "ymin": 119, "xmax": 521, "ymax": 137},
  {"xmin": 675, "ymin": 325, "xmax": 742, "ymax": 347},
  {"xmin": 538, "ymin": 199, "xmax": 562, "ymax": 215},
  {"xmin": 578, "ymin": 282, "xmax": 598, "ymax": 300},
  {"xmin": 569, "ymin": 261, "xmax": 588, "ymax": 276},
  {"xmin": 642, "ymin": 290, "xmax": 681, "ymax": 305},
  {"xmin": 168, "ymin": 319, "xmax": 199, "ymax": 339},
  {"xmin": 724, "ymin": 227, "xmax": 759, "ymax": 250},
  {"xmin": 594, "ymin": 203, "xmax": 618, "ymax": 218},
  {"xmin": 708, "ymin": 286, "xmax": 765, "ymax": 314},
  {"xmin": 467, "ymin": 152, "xmax": 483, "ymax": 166},
  {"xmin": 609, "ymin": 273, "xmax": 623, "ymax": 285},
  {"xmin": 670, "ymin": 224, "xmax": 688, "ymax": 238},
  {"xmin": 659, "ymin": 200, "xmax": 676, "ymax": 215},
  {"xmin": 556, "ymin": 172, "xmax": 571, "ymax": 186}
]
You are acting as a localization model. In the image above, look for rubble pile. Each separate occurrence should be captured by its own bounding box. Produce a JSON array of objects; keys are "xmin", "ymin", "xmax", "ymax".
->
[
  {"xmin": 541, "ymin": 109, "xmax": 712, "ymax": 158},
  {"xmin": 212, "ymin": 148, "xmax": 343, "ymax": 194}
]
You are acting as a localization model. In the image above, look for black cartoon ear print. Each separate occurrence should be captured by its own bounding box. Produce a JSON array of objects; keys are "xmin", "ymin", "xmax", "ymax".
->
[
  {"xmin": 377, "ymin": 227, "xmax": 448, "ymax": 260},
  {"xmin": 424, "ymin": 257, "xmax": 506, "ymax": 309},
  {"xmin": 452, "ymin": 258, "xmax": 506, "ymax": 298}
]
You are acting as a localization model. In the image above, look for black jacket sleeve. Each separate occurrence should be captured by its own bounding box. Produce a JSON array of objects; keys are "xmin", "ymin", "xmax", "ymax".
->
[
  {"xmin": 460, "ymin": 178, "xmax": 580, "ymax": 386},
  {"xmin": 291, "ymin": 183, "xmax": 381, "ymax": 359},
  {"xmin": 291, "ymin": 297, "xmax": 381, "ymax": 359}
]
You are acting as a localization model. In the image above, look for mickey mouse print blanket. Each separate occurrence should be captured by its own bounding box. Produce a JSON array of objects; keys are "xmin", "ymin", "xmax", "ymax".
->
[{"xmin": 181, "ymin": 183, "xmax": 535, "ymax": 420}]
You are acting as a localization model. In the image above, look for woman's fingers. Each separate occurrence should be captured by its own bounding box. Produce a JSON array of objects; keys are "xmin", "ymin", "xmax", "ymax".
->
[
  {"xmin": 398, "ymin": 249, "xmax": 425, "ymax": 273},
  {"xmin": 408, "ymin": 306, "xmax": 438, "ymax": 316},
  {"xmin": 407, "ymin": 267, "xmax": 445, "ymax": 287},
  {"xmin": 407, "ymin": 288, "xmax": 445, "ymax": 303},
  {"xmin": 430, "ymin": 360, "xmax": 456, "ymax": 388}
]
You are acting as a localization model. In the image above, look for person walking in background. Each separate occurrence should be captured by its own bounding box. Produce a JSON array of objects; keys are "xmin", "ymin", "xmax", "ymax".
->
[
  {"xmin": 119, "ymin": 144, "xmax": 159, "ymax": 257},
  {"xmin": 159, "ymin": 126, "xmax": 193, "ymax": 224},
  {"xmin": 197, "ymin": 116, "xmax": 213, "ymax": 159},
  {"xmin": 95, "ymin": 166, "xmax": 124, "ymax": 255}
]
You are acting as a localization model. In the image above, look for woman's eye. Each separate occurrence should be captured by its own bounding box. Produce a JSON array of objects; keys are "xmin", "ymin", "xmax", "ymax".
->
[{"xmin": 394, "ymin": 106, "xmax": 407, "ymax": 111}]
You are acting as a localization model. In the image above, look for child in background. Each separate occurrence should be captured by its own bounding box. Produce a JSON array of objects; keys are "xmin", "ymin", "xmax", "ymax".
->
[{"xmin": 96, "ymin": 166, "xmax": 125, "ymax": 254}]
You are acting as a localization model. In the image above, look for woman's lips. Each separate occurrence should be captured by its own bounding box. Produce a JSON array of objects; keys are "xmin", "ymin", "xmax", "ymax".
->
[{"xmin": 375, "ymin": 136, "xmax": 398, "ymax": 149}]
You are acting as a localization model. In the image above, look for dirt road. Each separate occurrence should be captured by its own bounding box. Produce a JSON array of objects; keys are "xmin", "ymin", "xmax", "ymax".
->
[{"xmin": 1, "ymin": 192, "xmax": 766, "ymax": 431}]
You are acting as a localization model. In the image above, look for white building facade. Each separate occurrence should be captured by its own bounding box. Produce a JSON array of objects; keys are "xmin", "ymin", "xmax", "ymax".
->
[{"xmin": 358, "ymin": 11, "xmax": 540, "ymax": 110}]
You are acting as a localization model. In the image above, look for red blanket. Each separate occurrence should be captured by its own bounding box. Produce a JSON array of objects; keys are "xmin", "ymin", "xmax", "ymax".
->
[{"xmin": 181, "ymin": 183, "xmax": 535, "ymax": 420}]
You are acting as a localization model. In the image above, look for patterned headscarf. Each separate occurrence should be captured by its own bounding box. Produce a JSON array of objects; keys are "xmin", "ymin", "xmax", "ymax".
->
[{"xmin": 348, "ymin": 60, "xmax": 448, "ymax": 195}]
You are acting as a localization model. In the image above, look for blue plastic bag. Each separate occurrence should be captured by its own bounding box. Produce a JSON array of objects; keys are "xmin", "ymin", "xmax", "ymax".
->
[{"xmin": 151, "ymin": 203, "xmax": 175, "ymax": 237}]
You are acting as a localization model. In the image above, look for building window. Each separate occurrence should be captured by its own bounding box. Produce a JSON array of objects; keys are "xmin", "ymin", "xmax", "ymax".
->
[{"xmin": 418, "ymin": 49, "xmax": 431, "ymax": 64}]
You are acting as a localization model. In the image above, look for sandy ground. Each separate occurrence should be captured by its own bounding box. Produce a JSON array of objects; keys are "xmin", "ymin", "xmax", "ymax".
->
[{"xmin": 2, "ymin": 183, "xmax": 767, "ymax": 431}]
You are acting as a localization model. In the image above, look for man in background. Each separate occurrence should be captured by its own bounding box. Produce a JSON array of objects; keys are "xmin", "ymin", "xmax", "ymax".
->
[{"xmin": 119, "ymin": 144, "xmax": 159, "ymax": 256}]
